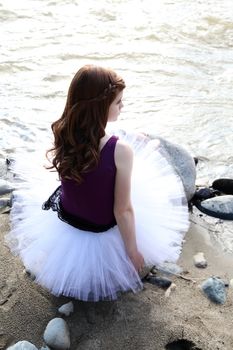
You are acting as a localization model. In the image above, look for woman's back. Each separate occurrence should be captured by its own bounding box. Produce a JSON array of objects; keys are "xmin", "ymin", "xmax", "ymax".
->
[{"xmin": 61, "ymin": 135, "xmax": 118, "ymax": 226}]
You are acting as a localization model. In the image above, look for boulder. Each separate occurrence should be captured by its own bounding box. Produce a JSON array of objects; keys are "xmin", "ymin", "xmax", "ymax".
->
[{"xmin": 157, "ymin": 137, "xmax": 196, "ymax": 201}]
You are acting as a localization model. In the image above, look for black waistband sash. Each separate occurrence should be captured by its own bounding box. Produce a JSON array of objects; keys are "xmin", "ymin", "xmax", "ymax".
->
[{"xmin": 42, "ymin": 186, "xmax": 116, "ymax": 233}]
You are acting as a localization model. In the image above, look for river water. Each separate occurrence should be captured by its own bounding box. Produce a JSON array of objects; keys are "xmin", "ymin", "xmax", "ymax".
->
[{"xmin": 1, "ymin": 0, "xmax": 233, "ymax": 183}]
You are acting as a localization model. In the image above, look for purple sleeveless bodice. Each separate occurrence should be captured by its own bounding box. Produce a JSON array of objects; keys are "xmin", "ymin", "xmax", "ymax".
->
[{"xmin": 60, "ymin": 136, "xmax": 118, "ymax": 226}]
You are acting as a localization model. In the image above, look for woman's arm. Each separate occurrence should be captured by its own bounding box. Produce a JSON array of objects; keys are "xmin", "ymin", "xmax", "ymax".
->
[{"xmin": 114, "ymin": 141, "xmax": 144, "ymax": 272}]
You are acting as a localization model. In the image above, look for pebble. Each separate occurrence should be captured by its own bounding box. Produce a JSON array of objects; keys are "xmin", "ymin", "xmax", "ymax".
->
[
  {"xmin": 0, "ymin": 197, "xmax": 12, "ymax": 213},
  {"xmin": 23, "ymin": 269, "xmax": 36, "ymax": 281},
  {"xmin": 193, "ymin": 252, "xmax": 207, "ymax": 268},
  {"xmin": 58, "ymin": 301, "xmax": 74, "ymax": 316},
  {"xmin": 164, "ymin": 282, "xmax": 176, "ymax": 298},
  {"xmin": 7, "ymin": 340, "xmax": 38, "ymax": 350},
  {"xmin": 201, "ymin": 277, "xmax": 226, "ymax": 304},
  {"xmin": 229, "ymin": 279, "xmax": 233, "ymax": 288},
  {"xmin": 194, "ymin": 187, "xmax": 216, "ymax": 200},
  {"xmin": 43, "ymin": 318, "xmax": 70, "ymax": 349},
  {"xmin": 157, "ymin": 262, "xmax": 183, "ymax": 276}
]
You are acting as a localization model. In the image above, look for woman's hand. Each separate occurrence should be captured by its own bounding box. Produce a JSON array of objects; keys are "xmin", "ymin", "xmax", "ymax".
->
[{"xmin": 128, "ymin": 249, "xmax": 144, "ymax": 272}]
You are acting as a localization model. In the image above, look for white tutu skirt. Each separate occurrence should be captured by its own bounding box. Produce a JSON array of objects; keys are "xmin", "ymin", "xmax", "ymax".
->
[{"xmin": 5, "ymin": 132, "xmax": 189, "ymax": 301}]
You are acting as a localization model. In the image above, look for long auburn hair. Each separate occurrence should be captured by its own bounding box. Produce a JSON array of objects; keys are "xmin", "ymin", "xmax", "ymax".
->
[{"xmin": 47, "ymin": 65, "xmax": 125, "ymax": 183}]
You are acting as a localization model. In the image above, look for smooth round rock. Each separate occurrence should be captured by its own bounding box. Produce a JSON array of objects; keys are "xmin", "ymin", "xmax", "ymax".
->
[
  {"xmin": 58, "ymin": 301, "xmax": 74, "ymax": 316},
  {"xmin": 43, "ymin": 318, "xmax": 70, "ymax": 349},
  {"xmin": 193, "ymin": 252, "xmax": 207, "ymax": 268},
  {"xmin": 201, "ymin": 277, "xmax": 226, "ymax": 304},
  {"xmin": 200, "ymin": 195, "xmax": 233, "ymax": 220},
  {"xmin": 7, "ymin": 341, "xmax": 38, "ymax": 350}
]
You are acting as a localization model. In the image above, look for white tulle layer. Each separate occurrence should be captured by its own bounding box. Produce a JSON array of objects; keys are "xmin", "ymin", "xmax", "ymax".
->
[{"xmin": 6, "ymin": 132, "xmax": 189, "ymax": 301}]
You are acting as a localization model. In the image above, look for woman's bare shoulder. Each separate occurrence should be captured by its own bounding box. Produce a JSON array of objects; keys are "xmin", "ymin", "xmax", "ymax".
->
[{"xmin": 115, "ymin": 140, "xmax": 133, "ymax": 166}]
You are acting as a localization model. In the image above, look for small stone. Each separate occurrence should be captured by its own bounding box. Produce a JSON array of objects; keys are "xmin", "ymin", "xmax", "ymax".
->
[
  {"xmin": 164, "ymin": 282, "xmax": 176, "ymax": 298},
  {"xmin": 193, "ymin": 252, "xmax": 207, "ymax": 268},
  {"xmin": 157, "ymin": 262, "xmax": 183, "ymax": 275},
  {"xmin": 0, "ymin": 195, "xmax": 12, "ymax": 213},
  {"xmin": 43, "ymin": 318, "xmax": 70, "ymax": 349},
  {"xmin": 201, "ymin": 276, "xmax": 226, "ymax": 304},
  {"xmin": 145, "ymin": 276, "xmax": 172, "ymax": 289},
  {"xmin": 139, "ymin": 265, "xmax": 153, "ymax": 279},
  {"xmin": 58, "ymin": 301, "xmax": 74, "ymax": 316},
  {"xmin": 194, "ymin": 187, "xmax": 216, "ymax": 200},
  {"xmin": 7, "ymin": 341, "xmax": 38, "ymax": 350},
  {"xmin": 23, "ymin": 269, "xmax": 36, "ymax": 281},
  {"xmin": 229, "ymin": 279, "xmax": 233, "ymax": 288}
]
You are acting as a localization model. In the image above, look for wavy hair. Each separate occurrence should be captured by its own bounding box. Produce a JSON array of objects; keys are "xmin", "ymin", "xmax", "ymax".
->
[{"xmin": 47, "ymin": 65, "xmax": 125, "ymax": 183}]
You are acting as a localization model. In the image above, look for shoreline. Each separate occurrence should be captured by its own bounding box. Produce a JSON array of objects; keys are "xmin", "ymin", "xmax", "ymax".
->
[{"xmin": 1, "ymin": 212, "xmax": 233, "ymax": 349}]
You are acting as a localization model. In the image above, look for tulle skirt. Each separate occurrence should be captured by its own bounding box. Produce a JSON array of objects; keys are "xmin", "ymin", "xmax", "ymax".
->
[{"xmin": 5, "ymin": 132, "xmax": 189, "ymax": 301}]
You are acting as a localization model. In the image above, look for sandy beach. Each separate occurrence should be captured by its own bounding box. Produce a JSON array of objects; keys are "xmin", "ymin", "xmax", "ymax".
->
[{"xmin": 1, "ymin": 209, "xmax": 233, "ymax": 350}]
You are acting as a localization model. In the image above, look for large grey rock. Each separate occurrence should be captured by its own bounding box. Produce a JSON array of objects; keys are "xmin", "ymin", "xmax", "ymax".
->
[
  {"xmin": 201, "ymin": 195, "xmax": 233, "ymax": 216},
  {"xmin": 157, "ymin": 137, "xmax": 196, "ymax": 201},
  {"xmin": 43, "ymin": 318, "xmax": 70, "ymax": 349},
  {"xmin": 0, "ymin": 179, "xmax": 14, "ymax": 195},
  {"xmin": 7, "ymin": 341, "xmax": 38, "ymax": 350},
  {"xmin": 115, "ymin": 130, "xmax": 196, "ymax": 201}
]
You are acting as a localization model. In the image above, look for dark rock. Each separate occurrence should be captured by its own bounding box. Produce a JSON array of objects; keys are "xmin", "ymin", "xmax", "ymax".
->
[
  {"xmin": 193, "ymin": 187, "xmax": 218, "ymax": 200},
  {"xmin": 145, "ymin": 276, "xmax": 172, "ymax": 289},
  {"xmin": 165, "ymin": 339, "xmax": 202, "ymax": 350},
  {"xmin": 212, "ymin": 178, "xmax": 233, "ymax": 195}
]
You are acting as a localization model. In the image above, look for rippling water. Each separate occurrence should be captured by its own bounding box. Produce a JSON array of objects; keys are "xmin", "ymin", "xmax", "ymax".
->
[{"xmin": 1, "ymin": 0, "xmax": 233, "ymax": 182}]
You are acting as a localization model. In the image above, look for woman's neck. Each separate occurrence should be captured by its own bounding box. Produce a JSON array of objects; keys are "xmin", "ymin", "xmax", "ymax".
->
[{"xmin": 99, "ymin": 133, "xmax": 111, "ymax": 152}]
